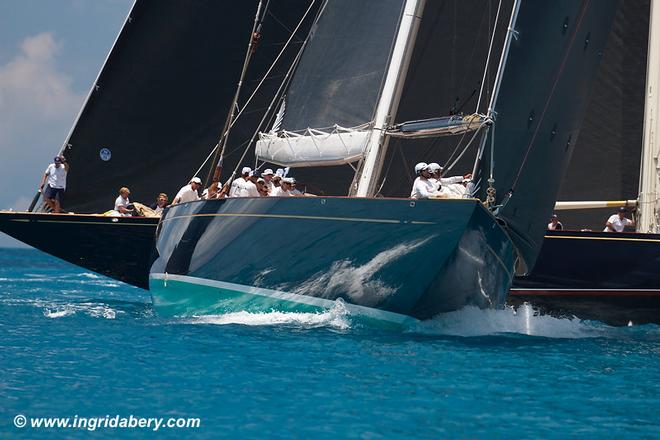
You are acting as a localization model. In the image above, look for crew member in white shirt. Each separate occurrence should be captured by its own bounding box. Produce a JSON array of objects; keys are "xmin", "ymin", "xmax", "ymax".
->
[
  {"xmin": 229, "ymin": 167, "xmax": 260, "ymax": 198},
  {"xmin": 547, "ymin": 214, "xmax": 563, "ymax": 231},
  {"xmin": 114, "ymin": 187, "xmax": 134, "ymax": 216},
  {"xmin": 427, "ymin": 162, "xmax": 471, "ymax": 196},
  {"xmin": 270, "ymin": 177, "xmax": 295, "ymax": 196},
  {"xmin": 39, "ymin": 155, "xmax": 69, "ymax": 213},
  {"xmin": 261, "ymin": 169, "xmax": 275, "ymax": 193},
  {"xmin": 172, "ymin": 177, "xmax": 202, "ymax": 205},
  {"xmin": 604, "ymin": 207, "xmax": 635, "ymax": 232},
  {"xmin": 410, "ymin": 163, "xmax": 441, "ymax": 199}
]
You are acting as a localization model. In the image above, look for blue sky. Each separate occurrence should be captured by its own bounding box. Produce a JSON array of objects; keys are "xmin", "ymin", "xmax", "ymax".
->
[{"xmin": 0, "ymin": 0, "xmax": 133, "ymax": 246}]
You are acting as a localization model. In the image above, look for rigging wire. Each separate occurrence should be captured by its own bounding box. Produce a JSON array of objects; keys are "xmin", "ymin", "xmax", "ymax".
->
[
  {"xmin": 191, "ymin": 0, "xmax": 318, "ymax": 181},
  {"xmin": 224, "ymin": 14, "xmax": 316, "ymax": 189},
  {"xmin": 205, "ymin": 0, "xmax": 268, "ymax": 187},
  {"xmin": 475, "ymin": 0, "xmax": 503, "ymax": 114},
  {"xmin": 443, "ymin": 122, "xmax": 489, "ymax": 174}
]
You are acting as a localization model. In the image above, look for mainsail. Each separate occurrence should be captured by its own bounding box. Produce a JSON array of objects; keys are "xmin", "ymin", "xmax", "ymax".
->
[
  {"xmin": 255, "ymin": 0, "xmax": 407, "ymax": 168},
  {"xmin": 37, "ymin": 0, "xmax": 316, "ymax": 214}
]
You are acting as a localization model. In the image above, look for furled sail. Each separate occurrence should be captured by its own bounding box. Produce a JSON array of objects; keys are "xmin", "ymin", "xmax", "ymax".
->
[
  {"xmin": 475, "ymin": 0, "xmax": 620, "ymax": 271},
  {"xmin": 38, "ymin": 0, "xmax": 315, "ymax": 214},
  {"xmin": 387, "ymin": 114, "xmax": 491, "ymax": 139},
  {"xmin": 255, "ymin": 0, "xmax": 406, "ymax": 167}
]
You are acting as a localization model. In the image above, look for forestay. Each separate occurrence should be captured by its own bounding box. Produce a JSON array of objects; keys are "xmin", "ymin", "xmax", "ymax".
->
[{"xmin": 256, "ymin": 0, "xmax": 406, "ymax": 167}]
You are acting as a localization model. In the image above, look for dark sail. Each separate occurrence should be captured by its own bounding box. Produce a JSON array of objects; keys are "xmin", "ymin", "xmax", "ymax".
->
[
  {"xmin": 375, "ymin": 0, "xmax": 515, "ymax": 197},
  {"xmin": 46, "ymin": 0, "xmax": 315, "ymax": 214},
  {"xmin": 280, "ymin": 0, "xmax": 406, "ymax": 131},
  {"xmin": 555, "ymin": 0, "xmax": 650, "ymax": 230},
  {"xmin": 476, "ymin": 0, "xmax": 619, "ymax": 270},
  {"xmin": 255, "ymin": 0, "xmax": 406, "ymax": 171}
]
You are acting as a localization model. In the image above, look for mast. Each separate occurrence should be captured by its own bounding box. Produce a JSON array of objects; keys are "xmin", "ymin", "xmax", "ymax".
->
[
  {"xmin": 639, "ymin": 0, "xmax": 660, "ymax": 233},
  {"xmin": 354, "ymin": 0, "xmax": 426, "ymax": 197},
  {"xmin": 205, "ymin": 0, "xmax": 265, "ymax": 187}
]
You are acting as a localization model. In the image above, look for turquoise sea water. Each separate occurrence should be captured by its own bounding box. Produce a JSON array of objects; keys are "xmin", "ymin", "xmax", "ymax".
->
[{"xmin": 1, "ymin": 248, "xmax": 658, "ymax": 439}]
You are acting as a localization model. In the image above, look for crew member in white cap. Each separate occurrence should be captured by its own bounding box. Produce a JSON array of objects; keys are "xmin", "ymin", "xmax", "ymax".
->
[
  {"xmin": 229, "ymin": 166, "xmax": 260, "ymax": 198},
  {"xmin": 410, "ymin": 163, "xmax": 441, "ymax": 199},
  {"xmin": 261, "ymin": 169, "xmax": 275, "ymax": 193},
  {"xmin": 604, "ymin": 207, "xmax": 635, "ymax": 232},
  {"xmin": 270, "ymin": 177, "xmax": 295, "ymax": 196},
  {"xmin": 172, "ymin": 177, "xmax": 202, "ymax": 205},
  {"xmin": 427, "ymin": 162, "xmax": 472, "ymax": 197}
]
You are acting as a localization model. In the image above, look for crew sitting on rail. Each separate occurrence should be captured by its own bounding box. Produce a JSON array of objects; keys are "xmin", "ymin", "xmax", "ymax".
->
[
  {"xmin": 114, "ymin": 187, "xmax": 134, "ymax": 216},
  {"xmin": 427, "ymin": 162, "xmax": 471, "ymax": 197},
  {"xmin": 172, "ymin": 177, "xmax": 202, "ymax": 205},
  {"xmin": 410, "ymin": 163, "xmax": 441, "ymax": 199},
  {"xmin": 229, "ymin": 167, "xmax": 260, "ymax": 198}
]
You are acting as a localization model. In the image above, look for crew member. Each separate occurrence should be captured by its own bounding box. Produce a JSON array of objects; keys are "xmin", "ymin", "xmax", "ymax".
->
[
  {"xmin": 114, "ymin": 187, "xmax": 133, "ymax": 216},
  {"xmin": 150, "ymin": 193, "xmax": 169, "ymax": 215},
  {"xmin": 410, "ymin": 163, "xmax": 441, "ymax": 199},
  {"xmin": 261, "ymin": 169, "xmax": 275, "ymax": 192},
  {"xmin": 604, "ymin": 207, "xmax": 635, "ymax": 232},
  {"xmin": 256, "ymin": 178, "xmax": 269, "ymax": 197},
  {"xmin": 172, "ymin": 177, "xmax": 202, "ymax": 204},
  {"xmin": 229, "ymin": 167, "xmax": 260, "ymax": 197},
  {"xmin": 39, "ymin": 155, "xmax": 69, "ymax": 213},
  {"xmin": 271, "ymin": 177, "xmax": 295, "ymax": 196},
  {"xmin": 547, "ymin": 214, "xmax": 563, "ymax": 231}
]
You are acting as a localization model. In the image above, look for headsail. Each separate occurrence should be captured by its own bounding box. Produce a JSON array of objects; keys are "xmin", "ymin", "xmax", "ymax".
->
[
  {"xmin": 255, "ymin": 0, "xmax": 407, "ymax": 167},
  {"xmin": 475, "ymin": 0, "xmax": 619, "ymax": 270}
]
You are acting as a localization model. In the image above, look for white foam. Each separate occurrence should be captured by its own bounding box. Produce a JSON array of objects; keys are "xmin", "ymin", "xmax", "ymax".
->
[
  {"xmin": 43, "ymin": 308, "xmax": 75, "ymax": 318},
  {"xmin": 183, "ymin": 301, "xmax": 350, "ymax": 330},
  {"xmin": 409, "ymin": 303, "xmax": 602, "ymax": 338},
  {"xmin": 41, "ymin": 302, "xmax": 120, "ymax": 320}
]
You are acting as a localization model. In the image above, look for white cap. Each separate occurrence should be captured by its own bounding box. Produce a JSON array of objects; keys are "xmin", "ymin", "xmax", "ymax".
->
[
  {"xmin": 190, "ymin": 177, "xmax": 202, "ymax": 184},
  {"xmin": 241, "ymin": 166, "xmax": 252, "ymax": 175},
  {"xmin": 261, "ymin": 169, "xmax": 274, "ymax": 176},
  {"xmin": 414, "ymin": 162, "xmax": 428, "ymax": 174},
  {"xmin": 427, "ymin": 162, "xmax": 442, "ymax": 172},
  {"xmin": 282, "ymin": 177, "xmax": 295, "ymax": 184},
  {"xmin": 257, "ymin": 177, "xmax": 265, "ymax": 183}
]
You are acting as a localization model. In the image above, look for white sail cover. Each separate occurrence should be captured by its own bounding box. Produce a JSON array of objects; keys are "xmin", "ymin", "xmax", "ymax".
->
[
  {"xmin": 255, "ymin": 0, "xmax": 405, "ymax": 167},
  {"xmin": 256, "ymin": 125, "xmax": 371, "ymax": 167}
]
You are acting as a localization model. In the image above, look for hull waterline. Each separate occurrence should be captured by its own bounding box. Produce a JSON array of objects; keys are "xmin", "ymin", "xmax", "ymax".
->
[{"xmin": 149, "ymin": 197, "xmax": 515, "ymax": 322}]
